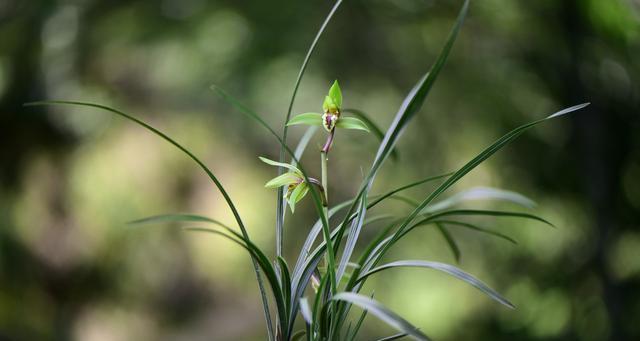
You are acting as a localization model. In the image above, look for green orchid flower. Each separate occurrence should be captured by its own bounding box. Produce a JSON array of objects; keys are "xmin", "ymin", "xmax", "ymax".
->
[
  {"xmin": 260, "ymin": 157, "xmax": 310, "ymax": 213},
  {"xmin": 287, "ymin": 80, "xmax": 370, "ymax": 133}
]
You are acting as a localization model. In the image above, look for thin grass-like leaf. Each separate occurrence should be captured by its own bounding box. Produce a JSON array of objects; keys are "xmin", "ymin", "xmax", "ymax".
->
[
  {"xmin": 436, "ymin": 223, "xmax": 461, "ymax": 263},
  {"xmin": 375, "ymin": 333, "xmax": 410, "ymax": 341},
  {"xmin": 291, "ymin": 172, "xmax": 449, "ymax": 289},
  {"xmin": 368, "ymin": 0, "xmax": 470, "ymax": 176},
  {"xmin": 182, "ymin": 227, "xmax": 246, "ymax": 250},
  {"xmin": 278, "ymin": 256, "xmax": 292, "ymax": 316},
  {"xmin": 430, "ymin": 220, "xmax": 518, "ymax": 244},
  {"xmin": 291, "ymin": 330, "xmax": 306, "ymax": 341},
  {"xmin": 24, "ymin": 100, "xmax": 277, "ymax": 340},
  {"xmin": 313, "ymin": 272, "xmax": 330, "ymax": 329},
  {"xmin": 417, "ymin": 209, "xmax": 554, "ymax": 228},
  {"xmin": 129, "ymin": 213, "xmax": 232, "ymax": 229},
  {"xmin": 388, "ymin": 195, "xmax": 421, "ymax": 208},
  {"xmin": 367, "ymin": 173, "xmax": 453, "ymax": 208},
  {"xmin": 423, "ymin": 187, "xmax": 536, "ymax": 214},
  {"xmin": 347, "ymin": 298, "xmax": 369, "ymax": 341},
  {"xmin": 337, "ymin": 196, "xmax": 367, "ymax": 282},
  {"xmin": 331, "ymin": 292, "xmax": 430, "ymax": 341},
  {"xmin": 289, "ymin": 174, "xmax": 448, "ymax": 319},
  {"xmin": 330, "ymin": 2, "xmax": 472, "ymax": 299},
  {"xmin": 363, "ymin": 103, "xmax": 589, "ymax": 287},
  {"xmin": 358, "ymin": 260, "xmax": 514, "ymax": 309},
  {"xmin": 186, "ymin": 227, "xmax": 289, "ymax": 339}
]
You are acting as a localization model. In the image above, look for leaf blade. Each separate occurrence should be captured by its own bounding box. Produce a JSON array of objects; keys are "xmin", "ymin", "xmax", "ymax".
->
[
  {"xmin": 436, "ymin": 223, "xmax": 461, "ymax": 263},
  {"xmin": 331, "ymin": 292, "xmax": 431, "ymax": 341},
  {"xmin": 24, "ymin": 100, "xmax": 277, "ymax": 339},
  {"xmin": 358, "ymin": 260, "xmax": 515, "ymax": 309}
]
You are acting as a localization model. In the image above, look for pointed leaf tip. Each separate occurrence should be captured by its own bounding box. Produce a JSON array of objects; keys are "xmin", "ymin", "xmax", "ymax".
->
[
  {"xmin": 332, "ymin": 292, "xmax": 431, "ymax": 341},
  {"xmin": 547, "ymin": 102, "xmax": 590, "ymax": 119},
  {"xmin": 359, "ymin": 260, "xmax": 515, "ymax": 309}
]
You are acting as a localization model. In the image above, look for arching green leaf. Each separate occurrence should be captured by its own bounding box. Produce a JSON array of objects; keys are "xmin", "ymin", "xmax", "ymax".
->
[
  {"xmin": 358, "ymin": 260, "xmax": 514, "ymax": 309},
  {"xmin": 331, "ymin": 293, "xmax": 430, "ymax": 341}
]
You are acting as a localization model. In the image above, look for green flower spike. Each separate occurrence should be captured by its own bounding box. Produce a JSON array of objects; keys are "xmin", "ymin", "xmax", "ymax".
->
[
  {"xmin": 260, "ymin": 157, "xmax": 309, "ymax": 213},
  {"xmin": 286, "ymin": 80, "xmax": 371, "ymax": 133}
]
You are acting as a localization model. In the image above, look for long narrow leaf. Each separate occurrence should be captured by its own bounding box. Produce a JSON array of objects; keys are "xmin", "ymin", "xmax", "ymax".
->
[
  {"xmin": 430, "ymin": 220, "xmax": 518, "ymax": 245},
  {"xmin": 347, "ymin": 298, "xmax": 370, "ymax": 341},
  {"xmin": 278, "ymin": 256, "xmax": 292, "ymax": 316},
  {"xmin": 187, "ymin": 227, "xmax": 289, "ymax": 339},
  {"xmin": 291, "ymin": 330, "xmax": 306, "ymax": 341},
  {"xmin": 367, "ymin": 173, "xmax": 453, "ymax": 208},
  {"xmin": 337, "ymin": 195, "xmax": 367, "ymax": 282},
  {"xmin": 330, "ymin": 0, "xmax": 472, "ymax": 298},
  {"xmin": 292, "ymin": 172, "xmax": 450, "ymax": 290},
  {"xmin": 331, "ymin": 292, "xmax": 430, "ymax": 341},
  {"xmin": 24, "ymin": 100, "xmax": 277, "ymax": 340},
  {"xmin": 423, "ymin": 187, "xmax": 536, "ymax": 214},
  {"xmin": 417, "ymin": 209, "xmax": 554, "ymax": 228},
  {"xmin": 376, "ymin": 333, "xmax": 410, "ymax": 341},
  {"xmin": 369, "ymin": 0, "xmax": 470, "ymax": 176},
  {"xmin": 358, "ymin": 260, "xmax": 514, "ymax": 309},
  {"xmin": 129, "ymin": 213, "xmax": 233, "ymax": 229},
  {"xmin": 436, "ymin": 223, "xmax": 461, "ymax": 263},
  {"xmin": 364, "ymin": 103, "xmax": 589, "ymax": 285}
]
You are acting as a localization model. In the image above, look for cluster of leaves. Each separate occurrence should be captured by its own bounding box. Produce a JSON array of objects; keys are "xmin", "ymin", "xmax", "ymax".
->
[{"xmin": 26, "ymin": 0, "xmax": 588, "ymax": 340}]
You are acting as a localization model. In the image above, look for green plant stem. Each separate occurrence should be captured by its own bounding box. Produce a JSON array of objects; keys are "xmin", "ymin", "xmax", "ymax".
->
[
  {"xmin": 321, "ymin": 152, "xmax": 328, "ymax": 207},
  {"xmin": 320, "ymin": 149, "xmax": 333, "ymax": 280},
  {"xmin": 319, "ymin": 130, "xmax": 338, "ymax": 338}
]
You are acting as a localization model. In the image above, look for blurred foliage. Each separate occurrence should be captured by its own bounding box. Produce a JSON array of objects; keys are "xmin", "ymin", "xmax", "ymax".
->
[{"xmin": 0, "ymin": 0, "xmax": 639, "ymax": 340}]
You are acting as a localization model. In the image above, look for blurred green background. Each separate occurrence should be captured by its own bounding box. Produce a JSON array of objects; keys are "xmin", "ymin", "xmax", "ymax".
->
[{"xmin": 1, "ymin": 0, "xmax": 639, "ymax": 340}]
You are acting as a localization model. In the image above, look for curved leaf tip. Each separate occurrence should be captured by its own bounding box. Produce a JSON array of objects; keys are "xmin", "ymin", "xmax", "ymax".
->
[{"xmin": 547, "ymin": 102, "xmax": 590, "ymax": 119}]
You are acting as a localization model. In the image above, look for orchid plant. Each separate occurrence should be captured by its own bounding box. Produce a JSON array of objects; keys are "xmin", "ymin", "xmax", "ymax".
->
[{"xmin": 26, "ymin": 0, "xmax": 589, "ymax": 340}]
